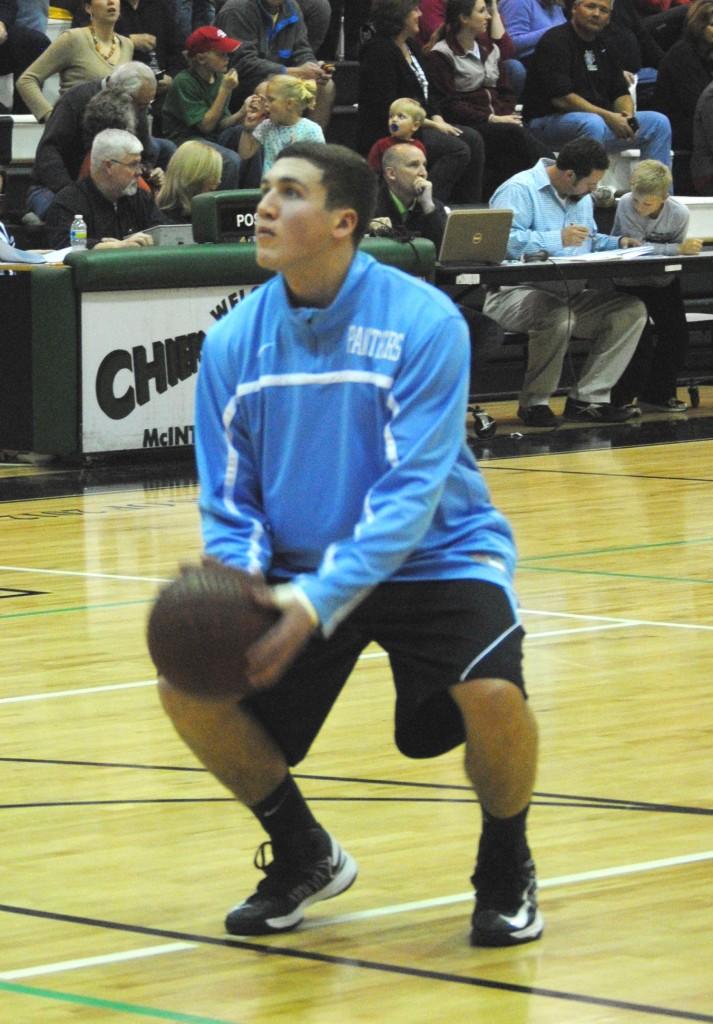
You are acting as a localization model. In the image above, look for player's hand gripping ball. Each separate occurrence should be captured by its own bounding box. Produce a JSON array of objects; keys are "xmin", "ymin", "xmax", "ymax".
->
[{"xmin": 147, "ymin": 562, "xmax": 279, "ymax": 698}]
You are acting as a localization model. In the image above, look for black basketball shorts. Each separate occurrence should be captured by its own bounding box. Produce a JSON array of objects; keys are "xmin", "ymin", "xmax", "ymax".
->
[{"xmin": 242, "ymin": 579, "xmax": 526, "ymax": 765}]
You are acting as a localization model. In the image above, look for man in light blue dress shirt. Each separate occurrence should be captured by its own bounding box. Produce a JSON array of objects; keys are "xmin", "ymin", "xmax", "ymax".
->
[{"xmin": 483, "ymin": 137, "xmax": 648, "ymax": 427}]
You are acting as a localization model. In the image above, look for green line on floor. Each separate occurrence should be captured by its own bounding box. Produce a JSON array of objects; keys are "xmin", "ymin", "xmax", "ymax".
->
[
  {"xmin": 0, "ymin": 599, "xmax": 152, "ymax": 621},
  {"xmin": 519, "ymin": 565, "xmax": 713, "ymax": 584},
  {"xmin": 0, "ymin": 979, "xmax": 240, "ymax": 1023},
  {"xmin": 521, "ymin": 536, "xmax": 713, "ymax": 562}
]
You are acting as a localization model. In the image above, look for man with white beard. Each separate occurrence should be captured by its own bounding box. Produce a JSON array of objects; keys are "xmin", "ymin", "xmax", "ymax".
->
[{"xmin": 45, "ymin": 128, "xmax": 164, "ymax": 249}]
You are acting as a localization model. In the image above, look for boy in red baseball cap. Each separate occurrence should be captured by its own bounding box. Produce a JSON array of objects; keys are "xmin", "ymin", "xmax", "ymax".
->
[{"xmin": 162, "ymin": 25, "xmax": 259, "ymax": 188}]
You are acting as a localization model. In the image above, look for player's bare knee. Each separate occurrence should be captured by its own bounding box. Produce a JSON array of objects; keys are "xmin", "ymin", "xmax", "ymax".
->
[
  {"xmin": 451, "ymin": 676, "xmax": 527, "ymax": 730},
  {"xmin": 157, "ymin": 674, "xmax": 225, "ymax": 725}
]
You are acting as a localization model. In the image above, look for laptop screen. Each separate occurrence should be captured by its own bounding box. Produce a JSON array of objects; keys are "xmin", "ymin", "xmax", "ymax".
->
[{"xmin": 437, "ymin": 209, "xmax": 513, "ymax": 266}]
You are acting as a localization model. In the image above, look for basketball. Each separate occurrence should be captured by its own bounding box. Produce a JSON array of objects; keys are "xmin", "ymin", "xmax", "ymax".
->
[{"xmin": 147, "ymin": 562, "xmax": 279, "ymax": 698}]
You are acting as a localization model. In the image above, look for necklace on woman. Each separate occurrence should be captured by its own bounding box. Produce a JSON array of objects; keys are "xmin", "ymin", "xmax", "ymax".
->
[{"xmin": 90, "ymin": 25, "xmax": 118, "ymax": 62}]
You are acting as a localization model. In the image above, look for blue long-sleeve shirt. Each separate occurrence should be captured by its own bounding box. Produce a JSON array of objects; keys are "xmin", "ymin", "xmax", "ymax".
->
[
  {"xmin": 488, "ymin": 157, "xmax": 621, "ymax": 294},
  {"xmin": 195, "ymin": 251, "xmax": 518, "ymax": 635},
  {"xmin": 499, "ymin": 0, "xmax": 566, "ymax": 60}
]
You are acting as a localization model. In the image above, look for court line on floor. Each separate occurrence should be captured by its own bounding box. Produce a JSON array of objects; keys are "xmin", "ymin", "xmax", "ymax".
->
[
  {"xmin": 0, "ymin": 942, "xmax": 196, "ymax": 980},
  {"xmin": 0, "ymin": 980, "xmax": 240, "ymax": 1024},
  {"xmin": 0, "ymin": 653, "xmax": 387, "ymax": 704},
  {"xmin": 2, "ymin": 606, "xmax": 710, "ymax": 705},
  {"xmin": 302, "ymin": 849, "xmax": 713, "ymax": 930},
  {"xmin": 0, "ymin": 564, "xmax": 168, "ymax": 583},
  {"xmin": 1, "ymin": 902, "xmax": 711, "ymax": 1023},
  {"xmin": 521, "ymin": 607, "xmax": 713, "ymax": 631}
]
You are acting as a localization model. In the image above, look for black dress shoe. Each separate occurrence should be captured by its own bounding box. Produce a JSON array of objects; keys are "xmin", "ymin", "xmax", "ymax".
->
[{"xmin": 517, "ymin": 404, "xmax": 558, "ymax": 427}]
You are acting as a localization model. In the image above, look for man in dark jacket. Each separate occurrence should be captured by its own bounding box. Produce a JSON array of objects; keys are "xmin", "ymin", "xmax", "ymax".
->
[
  {"xmin": 26, "ymin": 61, "xmax": 174, "ymax": 219},
  {"xmin": 372, "ymin": 143, "xmax": 502, "ymax": 426},
  {"xmin": 216, "ymin": 0, "xmax": 334, "ymax": 125},
  {"xmin": 45, "ymin": 127, "xmax": 165, "ymax": 248},
  {"xmin": 0, "ymin": 0, "xmax": 49, "ymax": 113},
  {"xmin": 372, "ymin": 141, "xmax": 448, "ymax": 246}
]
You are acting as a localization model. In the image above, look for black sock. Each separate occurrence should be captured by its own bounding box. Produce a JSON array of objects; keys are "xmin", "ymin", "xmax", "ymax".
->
[
  {"xmin": 481, "ymin": 805, "xmax": 530, "ymax": 858},
  {"xmin": 250, "ymin": 774, "xmax": 322, "ymax": 848},
  {"xmin": 473, "ymin": 805, "xmax": 531, "ymax": 891}
]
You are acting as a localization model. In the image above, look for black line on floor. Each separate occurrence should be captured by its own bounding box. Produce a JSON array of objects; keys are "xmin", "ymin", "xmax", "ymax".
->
[
  {"xmin": 1, "ymin": 758, "xmax": 710, "ymax": 815},
  {"xmin": 0, "ymin": 903, "xmax": 710, "ymax": 1022},
  {"xmin": 0, "ymin": 796, "xmax": 710, "ymax": 817}
]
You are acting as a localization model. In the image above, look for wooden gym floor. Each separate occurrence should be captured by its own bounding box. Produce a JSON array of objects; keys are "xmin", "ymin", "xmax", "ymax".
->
[{"xmin": 0, "ymin": 394, "xmax": 712, "ymax": 1024}]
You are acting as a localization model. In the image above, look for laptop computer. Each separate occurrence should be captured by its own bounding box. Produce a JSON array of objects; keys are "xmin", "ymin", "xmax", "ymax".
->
[
  {"xmin": 437, "ymin": 208, "xmax": 513, "ymax": 266},
  {"xmin": 143, "ymin": 223, "xmax": 196, "ymax": 247}
]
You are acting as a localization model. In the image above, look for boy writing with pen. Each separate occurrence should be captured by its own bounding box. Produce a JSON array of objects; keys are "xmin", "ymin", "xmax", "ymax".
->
[{"xmin": 611, "ymin": 160, "xmax": 703, "ymax": 413}]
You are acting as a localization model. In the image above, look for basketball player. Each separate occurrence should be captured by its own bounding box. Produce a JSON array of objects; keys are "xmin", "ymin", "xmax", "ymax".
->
[{"xmin": 158, "ymin": 142, "xmax": 542, "ymax": 948}]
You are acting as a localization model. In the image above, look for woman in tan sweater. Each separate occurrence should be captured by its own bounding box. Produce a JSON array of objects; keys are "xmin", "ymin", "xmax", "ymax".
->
[{"xmin": 17, "ymin": 0, "xmax": 133, "ymax": 123}]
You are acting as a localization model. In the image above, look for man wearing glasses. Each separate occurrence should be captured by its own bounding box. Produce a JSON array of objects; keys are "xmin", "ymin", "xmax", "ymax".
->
[{"xmin": 45, "ymin": 128, "xmax": 165, "ymax": 249}]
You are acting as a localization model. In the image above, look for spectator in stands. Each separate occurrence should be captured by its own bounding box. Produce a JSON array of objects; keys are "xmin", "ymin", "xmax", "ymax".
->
[
  {"xmin": 652, "ymin": 0, "xmax": 713, "ymax": 152},
  {"xmin": 79, "ymin": 84, "xmax": 166, "ymax": 190},
  {"xmin": 0, "ymin": 0, "xmax": 50, "ymax": 114},
  {"xmin": 26, "ymin": 61, "xmax": 173, "ymax": 218},
  {"xmin": 611, "ymin": 159, "xmax": 702, "ymax": 411},
  {"xmin": 635, "ymin": 0, "xmax": 690, "ymax": 15},
  {"xmin": 45, "ymin": 127, "xmax": 164, "ymax": 247},
  {"xmin": 691, "ymin": 77, "xmax": 713, "ymax": 189},
  {"xmin": 419, "ymin": 0, "xmax": 526, "ymax": 97},
  {"xmin": 174, "ymin": 0, "xmax": 215, "ymax": 44},
  {"xmin": 15, "ymin": 1, "xmax": 48, "ymax": 35},
  {"xmin": 553, "ymin": 0, "xmax": 665, "ymax": 107},
  {"xmin": 71, "ymin": 0, "xmax": 185, "ymax": 102},
  {"xmin": 358, "ymin": 0, "xmax": 485, "ymax": 203},
  {"xmin": 156, "ymin": 137, "xmax": 222, "ymax": 219},
  {"xmin": 498, "ymin": 0, "xmax": 565, "ymax": 62},
  {"xmin": 482, "ymin": 137, "xmax": 647, "ymax": 426},
  {"xmin": 367, "ymin": 96, "xmax": 427, "ymax": 173},
  {"xmin": 371, "ymin": 141, "xmax": 503, "ymax": 421},
  {"xmin": 17, "ymin": 0, "xmax": 135, "ymax": 123},
  {"xmin": 239, "ymin": 75, "xmax": 324, "ymax": 171},
  {"xmin": 82, "ymin": 83, "xmax": 138, "ymax": 151},
  {"xmin": 594, "ymin": 0, "xmax": 664, "ymax": 108},
  {"xmin": 216, "ymin": 0, "xmax": 335, "ymax": 127},
  {"xmin": 425, "ymin": 0, "xmax": 551, "ymax": 198},
  {"xmin": 371, "ymin": 140, "xmax": 447, "ymax": 245},
  {"xmin": 501, "ymin": 0, "xmax": 663, "ymax": 99},
  {"xmin": 298, "ymin": 0, "xmax": 332, "ymax": 54},
  {"xmin": 521, "ymin": 0, "xmax": 672, "ymax": 167},
  {"xmin": 162, "ymin": 25, "xmax": 255, "ymax": 187}
]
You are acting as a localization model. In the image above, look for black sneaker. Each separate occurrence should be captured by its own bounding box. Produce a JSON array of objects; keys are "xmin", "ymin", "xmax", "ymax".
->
[
  {"xmin": 225, "ymin": 830, "xmax": 358, "ymax": 935},
  {"xmin": 470, "ymin": 858, "xmax": 544, "ymax": 948},
  {"xmin": 517, "ymin": 404, "xmax": 558, "ymax": 427},
  {"xmin": 563, "ymin": 398, "xmax": 640, "ymax": 423}
]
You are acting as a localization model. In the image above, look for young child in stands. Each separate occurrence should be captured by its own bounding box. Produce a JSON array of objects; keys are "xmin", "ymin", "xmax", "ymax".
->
[
  {"xmin": 612, "ymin": 160, "xmax": 704, "ymax": 413},
  {"xmin": 161, "ymin": 26, "xmax": 246, "ymax": 188},
  {"xmin": 238, "ymin": 76, "xmax": 325, "ymax": 173},
  {"xmin": 367, "ymin": 98, "xmax": 427, "ymax": 174}
]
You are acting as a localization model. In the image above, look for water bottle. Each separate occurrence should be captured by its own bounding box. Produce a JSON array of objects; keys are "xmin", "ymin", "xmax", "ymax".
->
[{"xmin": 70, "ymin": 214, "xmax": 87, "ymax": 251}]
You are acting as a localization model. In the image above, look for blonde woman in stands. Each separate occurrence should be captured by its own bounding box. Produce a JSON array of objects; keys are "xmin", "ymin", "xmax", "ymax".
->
[
  {"xmin": 17, "ymin": 0, "xmax": 133, "ymax": 123},
  {"xmin": 156, "ymin": 139, "xmax": 222, "ymax": 222}
]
